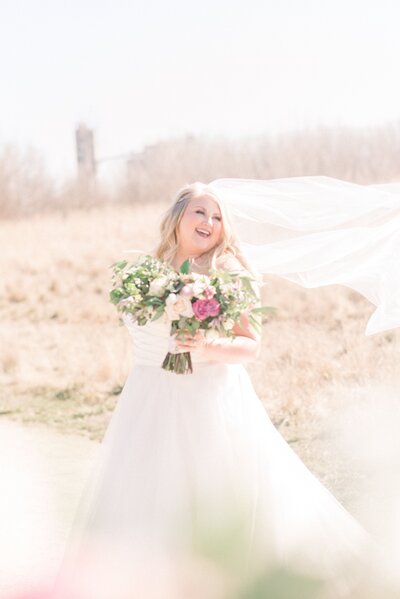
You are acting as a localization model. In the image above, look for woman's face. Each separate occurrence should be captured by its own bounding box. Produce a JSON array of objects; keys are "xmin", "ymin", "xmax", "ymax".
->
[{"xmin": 176, "ymin": 194, "xmax": 223, "ymax": 258}]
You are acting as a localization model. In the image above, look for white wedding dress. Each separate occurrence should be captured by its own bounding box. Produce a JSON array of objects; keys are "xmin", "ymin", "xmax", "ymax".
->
[{"xmin": 51, "ymin": 314, "xmax": 379, "ymax": 599}]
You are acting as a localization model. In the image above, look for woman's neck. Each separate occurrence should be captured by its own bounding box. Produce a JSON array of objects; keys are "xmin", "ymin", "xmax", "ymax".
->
[
  {"xmin": 172, "ymin": 250, "xmax": 209, "ymax": 273},
  {"xmin": 172, "ymin": 250, "xmax": 197, "ymax": 271}
]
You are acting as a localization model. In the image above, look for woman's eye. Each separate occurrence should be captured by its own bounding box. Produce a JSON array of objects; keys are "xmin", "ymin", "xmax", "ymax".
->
[{"xmin": 194, "ymin": 210, "xmax": 221, "ymax": 222}]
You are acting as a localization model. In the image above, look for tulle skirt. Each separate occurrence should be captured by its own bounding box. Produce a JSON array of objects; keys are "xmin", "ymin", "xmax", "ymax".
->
[{"xmin": 51, "ymin": 361, "xmax": 378, "ymax": 599}]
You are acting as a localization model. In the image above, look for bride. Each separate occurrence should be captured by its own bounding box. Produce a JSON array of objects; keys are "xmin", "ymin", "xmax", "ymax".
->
[{"xmin": 51, "ymin": 178, "xmax": 393, "ymax": 599}]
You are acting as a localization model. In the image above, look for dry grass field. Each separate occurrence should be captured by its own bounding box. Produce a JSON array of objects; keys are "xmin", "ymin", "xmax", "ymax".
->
[
  {"xmin": 1, "ymin": 198, "xmax": 399, "ymax": 513},
  {"xmin": 1, "ymin": 123, "xmax": 400, "ymax": 541}
]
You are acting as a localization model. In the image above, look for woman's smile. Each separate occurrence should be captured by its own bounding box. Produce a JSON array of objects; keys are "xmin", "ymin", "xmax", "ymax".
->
[
  {"xmin": 195, "ymin": 227, "xmax": 211, "ymax": 238},
  {"xmin": 177, "ymin": 194, "xmax": 223, "ymax": 257}
]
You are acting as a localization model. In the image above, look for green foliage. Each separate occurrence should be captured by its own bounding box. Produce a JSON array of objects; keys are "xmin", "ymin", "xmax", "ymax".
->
[
  {"xmin": 151, "ymin": 305, "xmax": 165, "ymax": 321},
  {"xmin": 110, "ymin": 260, "xmax": 128, "ymax": 270},
  {"xmin": 109, "ymin": 253, "xmax": 276, "ymax": 373},
  {"xmin": 236, "ymin": 567, "xmax": 324, "ymax": 599},
  {"xmin": 189, "ymin": 505, "xmax": 324, "ymax": 599},
  {"xmin": 109, "ymin": 288, "xmax": 124, "ymax": 304},
  {"xmin": 180, "ymin": 258, "xmax": 191, "ymax": 274}
]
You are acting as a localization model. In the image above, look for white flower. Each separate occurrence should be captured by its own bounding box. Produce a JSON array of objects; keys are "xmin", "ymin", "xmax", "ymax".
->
[
  {"xmin": 192, "ymin": 274, "xmax": 210, "ymax": 296},
  {"xmin": 118, "ymin": 297, "xmax": 134, "ymax": 307},
  {"xmin": 149, "ymin": 276, "xmax": 168, "ymax": 297},
  {"xmin": 220, "ymin": 282, "xmax": 232, "ymax": 294},
  {"xmin": 224, "ymin": 319, "xmax": 235, "ymax": 330},
  {"xmin": 165, "ymin": 293, "xmax": 194, "ymax": 321}
]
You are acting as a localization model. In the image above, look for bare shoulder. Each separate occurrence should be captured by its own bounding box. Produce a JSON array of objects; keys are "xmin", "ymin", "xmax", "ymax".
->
[
  {"xmin": 216, "ymin": 254, "xmax": 262, "ymax": 302},
  {"xmin": 215, "ymin": 253, "xmax": 259, "ymax": 282},
  {"xmin": 215, "ymin": 253, "xmax": 247, "ymax": 274}
]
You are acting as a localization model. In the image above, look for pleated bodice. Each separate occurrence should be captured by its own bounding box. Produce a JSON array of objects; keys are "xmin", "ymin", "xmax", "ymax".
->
[{"xmin": 122, "ymin": 312, "xmax": 212, "ymax": 367}]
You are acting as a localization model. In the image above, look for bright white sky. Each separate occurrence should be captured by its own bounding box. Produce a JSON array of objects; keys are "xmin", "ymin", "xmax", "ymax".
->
[{"xmin": 1, "ymin": 0, "xmax": 400, "ymax": 183}]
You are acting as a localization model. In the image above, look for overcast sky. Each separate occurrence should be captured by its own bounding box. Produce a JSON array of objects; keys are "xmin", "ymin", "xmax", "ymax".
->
[{"xmin": 1, "ymin": 0, "xmax": 400, "ymax": 182}]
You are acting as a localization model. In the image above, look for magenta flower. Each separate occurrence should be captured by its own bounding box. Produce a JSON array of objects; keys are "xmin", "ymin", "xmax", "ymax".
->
[
  {"xmin": 192, "ymin": 299, "xmax": 209, "ymax": 320},
  {"xmin": 206, "ymin": 298, "xmax": 220, "ymax": 316},
  {"xmin": 192, "ymin": 298, "xmax": 221, "ymax": 320}
]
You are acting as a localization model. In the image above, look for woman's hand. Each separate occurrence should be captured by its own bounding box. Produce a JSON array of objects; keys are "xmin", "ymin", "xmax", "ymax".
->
[
  {"xmin": 173, "ymin": 330, "xmax": 208, "ymax": 355},
  {"xmin": 171, "ymin": 317, "xmax": 261, "ymax": 364}
]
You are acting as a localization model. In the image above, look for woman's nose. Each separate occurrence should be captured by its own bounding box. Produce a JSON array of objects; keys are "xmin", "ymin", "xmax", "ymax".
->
[{"xmin": 203, "ymin": 215, "xmax": 213, "ymax": 227}]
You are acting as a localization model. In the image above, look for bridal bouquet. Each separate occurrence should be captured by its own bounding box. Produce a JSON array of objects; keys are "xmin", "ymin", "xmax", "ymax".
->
[{"xmin": 109, "ymin": 254, "xmax": 272, "ymax": 374}]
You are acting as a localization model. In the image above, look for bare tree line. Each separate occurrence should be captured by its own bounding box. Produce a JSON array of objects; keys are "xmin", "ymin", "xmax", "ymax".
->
[{"xmin": 1, "ymin": 120, "xmax": 400, "ymax": 218}]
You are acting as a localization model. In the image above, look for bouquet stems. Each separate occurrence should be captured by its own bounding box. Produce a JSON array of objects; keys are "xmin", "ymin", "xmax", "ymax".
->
[{"xmin": 162, "ymin": 351, "xmax": 193, "ymax": 374}]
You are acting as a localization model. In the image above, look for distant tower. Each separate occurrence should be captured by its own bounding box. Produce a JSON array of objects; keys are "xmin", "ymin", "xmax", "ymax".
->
[{"xmin": 75, "ymin": 123, "xmax": 96, "ymax": 177}]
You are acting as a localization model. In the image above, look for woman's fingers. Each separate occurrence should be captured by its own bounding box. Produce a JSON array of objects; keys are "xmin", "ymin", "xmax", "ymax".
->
[{"xmin": 174, "ymin": 330, "xmax": 203, "ymax": 350}]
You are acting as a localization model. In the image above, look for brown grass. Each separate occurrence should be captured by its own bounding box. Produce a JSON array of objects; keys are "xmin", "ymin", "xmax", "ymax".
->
[
  {"xmin": 1, "ymin": 125, "xmax": 400, "ymax": 510},
  {"xmin": 1, "ymin": 201, "xmax": 399, "ymax": 508}
]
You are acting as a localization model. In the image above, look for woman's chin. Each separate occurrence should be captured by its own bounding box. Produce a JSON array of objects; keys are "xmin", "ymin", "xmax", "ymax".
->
[
  {"xmin": 191, "ymin": 243, "xmax": 211, "ymax": 256},
  {"xmin": 191, "ymin": 239, "xmax": 214, "ymax": 254}
]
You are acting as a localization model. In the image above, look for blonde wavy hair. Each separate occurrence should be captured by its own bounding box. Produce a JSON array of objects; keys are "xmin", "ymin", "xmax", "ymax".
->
[{"xmin": 154, "ymin": 181, "xmax": 259, "ymax": 278}]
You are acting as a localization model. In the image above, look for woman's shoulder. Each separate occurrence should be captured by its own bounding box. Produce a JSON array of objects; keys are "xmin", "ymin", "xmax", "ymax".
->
[
  {"xmin": 216, "ymin": 253, "xmax": 263, "ymax": 298},
  {"xmin": 215, "ymin": 253, "xmax": 247, "ymax": 274}
]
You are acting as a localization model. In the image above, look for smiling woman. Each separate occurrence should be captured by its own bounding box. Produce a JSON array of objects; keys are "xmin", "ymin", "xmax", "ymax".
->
[
  {"xmin": 153, "ymin": 181, "xmax": 263, "ymax": 359},
  {"xmin": 173, "ymin": 194, "xmax": 223, "ymax": 268},
  {"xmin": 155, "ymin": 181, "xmax": 256, "ymax": 277}
]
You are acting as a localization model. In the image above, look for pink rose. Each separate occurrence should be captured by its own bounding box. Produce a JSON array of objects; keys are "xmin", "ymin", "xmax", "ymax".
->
[
  {"xmin": 192, "ymin": 298, "xmax": 221, "ymax": 321},
  {"xmin": 206, "ymin": 298, "xmax": 220, "ymax": 316},
  {"xmin": 192, "ymin": 299, "xmax": 209, "ymax": 320}
]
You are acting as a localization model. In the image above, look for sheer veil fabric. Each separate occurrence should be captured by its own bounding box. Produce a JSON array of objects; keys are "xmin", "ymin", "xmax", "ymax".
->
[{"xmin": 208, "ymin": 176, "xmax": 400, "ymax": 336}]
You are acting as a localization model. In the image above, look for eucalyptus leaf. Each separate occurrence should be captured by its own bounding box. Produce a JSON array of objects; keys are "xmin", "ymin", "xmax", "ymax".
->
[
  {"xmin": 239, "ymin": 276, "xmax": 254, "ymax": 293},
  {"xmin": 109, "ymin": 289, "xmax": 124, "ymax": 304},
  {"xmin": 147, "ymin": 297, "xmax": 163, "ymax": 306},
  {"xmin": 152, "ymin": 306, "xmax": 165, "ymax": 321},
  {"xmin": 248, "ymin": 314, "xmax": 262, "ymax": 333},
  {"xmin": 252, "ymin": 306, "xmax": 276, "ymax": 316},
  {"xmin": 178, "ymin": 317, "xmax": 187, "ymax": 329},
  {"xmin": 180, "ymin": 259, "xmax": 190, "ymax": 274},
  {"xmin": 113, "ymin": 260, "xmax": 128, "ymax": 270}
]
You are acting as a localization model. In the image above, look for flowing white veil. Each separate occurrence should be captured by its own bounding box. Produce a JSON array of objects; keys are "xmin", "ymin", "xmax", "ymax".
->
[{"xmin": 208, "ymin": 176, "xmax": 400, "ymax": 336}]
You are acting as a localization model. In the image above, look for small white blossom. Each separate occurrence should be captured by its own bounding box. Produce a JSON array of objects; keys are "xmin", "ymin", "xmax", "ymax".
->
[
  {"xmin": 149, "ymin": 276, "xmax": 168, "ymax": 297},
  {"xmin": 224, "ymin": 319, "xmax": 235, "ymax": 330},
  {"xmin": 192, "ymin": 274, "xmax": 210, "ymax": 296}
]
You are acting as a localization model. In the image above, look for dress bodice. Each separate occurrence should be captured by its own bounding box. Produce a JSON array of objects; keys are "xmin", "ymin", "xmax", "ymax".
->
[{"xmin": 122, "ymin": 313, "xmax": 213, "ymax": 367}]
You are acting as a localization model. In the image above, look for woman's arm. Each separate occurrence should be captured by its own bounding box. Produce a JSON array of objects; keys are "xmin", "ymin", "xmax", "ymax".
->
[
  {"xmin": 206, "ymin": 311, "xmax": 261, "ymax": 363},
  {"xmin": 207, "ymin": 278, "xmax": 262, "ymax": 363},
  {"xmin": 174, "ymin": 269, "xmax": 263, "ymax": 364}
]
